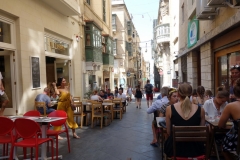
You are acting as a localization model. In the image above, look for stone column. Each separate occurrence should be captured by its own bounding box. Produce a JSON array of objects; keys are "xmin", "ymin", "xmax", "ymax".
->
[
  {"xmin": 187, "ymin": 51, "xmax": 198, "ymax": 89},
  {"xmin": 200, "ymin": 42, "xmax": 214, "ymax": 91}
]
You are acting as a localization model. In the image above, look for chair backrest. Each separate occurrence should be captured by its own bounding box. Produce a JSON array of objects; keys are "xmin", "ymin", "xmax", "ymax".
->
[
  {"xmin": 73, "ymin": 97, "xmax": 81, "ymax": 102},
  {"xmin": 47, "ymin": 110, "xmax": 67, "ymax": 126},
  {"xmin": 24, "ymin": 110, "xmax": 41, "ymax": 117},
  {"xmin": 34, "ymin": 101, "xmax": 47, "ymax": 116},
  {"xmin": 91, "ymin": 102, "xmax": 103, "ymax": 117},
  {"xmin": 14, "ymin": 118, "xmax": 41, "ymax": 139},
  {"xmin": 172, "ymin": 125, "xmax": 209, "ymax": 160},
  {"xmin": 73, "ymin": 101, "xmax": 82, "ymax": 113},
  {"xmin": 112, "ymin": 98, "xmax": 122, "ymax": 107},
  {"xmin": 0, "ymin": 117, "xmax": 14, "ymax": 136},
  {"xmin": 103, "ymin": 99, "xmax": 112, "ymax": 103}
]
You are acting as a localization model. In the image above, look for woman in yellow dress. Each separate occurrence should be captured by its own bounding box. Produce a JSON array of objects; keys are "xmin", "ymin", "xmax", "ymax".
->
[{"xmin": 53, "ymin": 77, "xmax": 80, "ymax": 139}]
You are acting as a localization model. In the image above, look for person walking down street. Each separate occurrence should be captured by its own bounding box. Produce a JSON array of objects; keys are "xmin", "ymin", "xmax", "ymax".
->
[
  {"xmin": 35, "ymin": 87, "xmax": 55, "ymax": 115},
  {"xmin": 127, "ymin": 85, "xmax": 133, "ymax": 102},
  {"xmin": 53, "ymin": 78, "xmax": 80, "ymax": 139},
  {"xmin": 144, "ymin": 80, "xmax": 154, "ymax": 108},
  {"xmin": 135, "ymin": 85, "xmax": 143, "ymax": 109}
]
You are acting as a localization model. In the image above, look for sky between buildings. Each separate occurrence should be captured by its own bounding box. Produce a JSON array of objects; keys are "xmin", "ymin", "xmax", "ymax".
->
[{"xmin": 124, "ymin": 0, "xmax": 159, "ymax": 79}]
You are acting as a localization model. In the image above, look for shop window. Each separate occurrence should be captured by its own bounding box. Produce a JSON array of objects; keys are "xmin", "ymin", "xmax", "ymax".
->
[
  {"xmin": 45, "ymin": 36, "xmax": 69, "ymax": 56},
  {"xmin": 0, "ymin": 21, "xmax": 11, "ymax": 44}
]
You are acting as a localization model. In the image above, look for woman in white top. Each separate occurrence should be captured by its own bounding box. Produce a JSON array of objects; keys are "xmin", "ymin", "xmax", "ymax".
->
[
  {"xmin": 90, "ymin": 90, "xmax": 103, "ymax": 101},
  {"xmin": 203, "ymin": 86, "xmax": 229, "ymax": 117}
]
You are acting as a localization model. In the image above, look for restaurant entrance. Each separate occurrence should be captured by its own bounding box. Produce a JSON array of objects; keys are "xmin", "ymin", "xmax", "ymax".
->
[
  {"xmin": 0, "ymin": 50, "xmax": 16, "ymax": 115},
  {"xmin": 45, "ymin": 56, "xmax": 72, "ymax": 93}
]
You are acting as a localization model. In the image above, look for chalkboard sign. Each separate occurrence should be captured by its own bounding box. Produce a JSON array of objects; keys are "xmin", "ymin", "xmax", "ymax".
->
[{"xmin": 31, "ymin": 57, "xmax": 40, "ymax": 88}]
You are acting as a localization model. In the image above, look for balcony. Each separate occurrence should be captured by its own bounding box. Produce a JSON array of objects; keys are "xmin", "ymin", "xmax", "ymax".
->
[
  {"xmin": 85, "ymin": 49, "xmax": 103, "ymax": 63},
  {"xmin": 155, "ymin": 23, "xmax": 170, "ymax": 44},
  {"xmin": 112, "ymin": 24, "xmax": 117, "ymax": 32},
  {"xmin": 42, "ymin": 0, "xmax": 80, "ymax": 16},
  {"xmin": 103, "ymin": 53, "xmax": 114, "ymax": 66}
]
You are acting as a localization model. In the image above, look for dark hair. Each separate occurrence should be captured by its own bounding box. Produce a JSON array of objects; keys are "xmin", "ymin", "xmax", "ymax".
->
[
  {"xmin": 216, "ymin": 86, "xmax": 229, "ymax": 98},
  {"xmin": 56, "ymin": 77, "xmax": 63, "ymax": 87},
  {"xmin": 205, "ymin": 90, "xmax": 213, "ymax": 97},
  {"xmin": 119, "ymin": 88, "xmax": 123, "ymax": 92},
  {"xmin": 147, "ymin": 80, "xmax": 150, "ymax": 83},
  {"xmin": 197, "ymin": 86, "xmax": 205, "ymax": 99},
  {"xmin": 192, "ymin": 89, "xmax": 197, "ymax": 96},
  {"xmin": 233, "ymin": 78, "xmax": 240, "ymax": 98},
  {"xmin": 168, "ymin": 88, "xmax": 177, "ymax": 98}
]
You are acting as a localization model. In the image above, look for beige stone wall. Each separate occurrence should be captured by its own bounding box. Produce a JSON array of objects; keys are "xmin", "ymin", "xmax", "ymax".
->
[
  {"xmin": 179, "ymin": 0, "xmax": 188, "ymax": 51},
  {"xmin": 0, "ymin": 0, "xmax": 82, "ymax": 114},
  {"xmin": 187, "ymin": 52, "xmax": 198, "ymax": 89},
  {"xmin": 200, "ymin": 42, "xmax": 214, "ymax": 91}
]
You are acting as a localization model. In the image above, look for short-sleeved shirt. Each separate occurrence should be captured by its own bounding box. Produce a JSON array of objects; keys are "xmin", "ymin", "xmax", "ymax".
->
[
  {"xmin": 91, "ymin": 95, "xmax": 99, "ymax": 101},
  {"xmin": 145, "ymin": 83, "xmax": 153, "ymax": 94},
  {"xmin": 35, "ymin": 94, "xmax": 51, "ymax": 109},
  {"xmin": 203, "ymin": 98, "xmax": 227, "ymax": 116},
  {"xmin": 99, "ymin": 94, "xmax": 107, "ymax": 99},
  {"xmin": 117, "ymin": 93, "xmax": 127, "ymax": 102}
]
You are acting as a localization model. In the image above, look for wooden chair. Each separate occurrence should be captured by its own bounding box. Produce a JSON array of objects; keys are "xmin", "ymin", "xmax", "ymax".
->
[
  {"xmin": 91, "ymin": 101, "xmax": 109, "ymax": 129},
  {"xmin": 112, "ymin": 98, "xmax": 123, "ymax": 120},
  {"xmin": 72, "ymin": 97, "xmax": 80, "ymax": 102},
  {"xmin": 34, "ymin": 101, "xmax": 47, "ymax": 117},
  {"xmin": 172, "ymin": 125, "xmax": 209, "ymax": 160},
  {"xmin": 73, "ymin": 101, "xmax": 85, "ymax": 128},
  {"xmin": 103, "ymin": 99, "xmax": 113, "ymax": 122}
]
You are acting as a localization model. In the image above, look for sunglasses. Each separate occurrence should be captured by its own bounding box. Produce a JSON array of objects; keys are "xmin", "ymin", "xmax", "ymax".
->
[{"xmin": 230, "ymin": 65, "xmax": 240, "ymax": 69}]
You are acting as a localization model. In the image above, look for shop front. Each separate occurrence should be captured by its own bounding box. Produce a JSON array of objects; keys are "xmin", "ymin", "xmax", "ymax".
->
[{"xmin": 213, "ymin": 26, "xmax": 240, "ymax": 92}]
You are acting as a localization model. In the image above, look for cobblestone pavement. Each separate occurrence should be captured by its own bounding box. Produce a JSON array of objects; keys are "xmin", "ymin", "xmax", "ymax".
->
[{"xmin": 58, "ymin": 96, "xmax": 161, "ymax": 160}]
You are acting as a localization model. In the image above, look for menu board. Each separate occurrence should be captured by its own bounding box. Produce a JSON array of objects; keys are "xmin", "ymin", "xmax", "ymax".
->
[{"xmin": 31, "ymin": 57, "xmax": 40, "ymax": 88}]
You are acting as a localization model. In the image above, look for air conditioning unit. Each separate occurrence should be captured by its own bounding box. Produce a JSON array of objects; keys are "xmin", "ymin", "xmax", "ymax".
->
[
  {"xmin": 196, "ymin": 0, "xmax": 218, "ymax": 20},
  {"xmin": 207, "ymin": 0, "xmax": 226, "ymax": 7},
  {"xmin": 102, "ymin": 36, "xmax": 105, "ymax": 44}
]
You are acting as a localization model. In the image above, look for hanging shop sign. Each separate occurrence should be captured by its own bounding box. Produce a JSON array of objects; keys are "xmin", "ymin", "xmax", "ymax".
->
[{"xmin": 187, "ymin": 17, "xmax": 199, "ymax": 48}]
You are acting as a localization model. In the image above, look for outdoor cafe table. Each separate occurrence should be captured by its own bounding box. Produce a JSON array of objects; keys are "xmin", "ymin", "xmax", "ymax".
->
[
  {"xmin": 8, "ymin": 116, "xmax": 66, "ymax": 160},
  {"xmin": 205, "ymin": 117, "xmax": 232, "ymax": 160}
]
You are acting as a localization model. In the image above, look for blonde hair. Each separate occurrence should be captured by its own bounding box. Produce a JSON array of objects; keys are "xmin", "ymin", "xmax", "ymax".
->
[{"xmin": 178, "ymin": 83, "xmax": 192, "ymax": 118}]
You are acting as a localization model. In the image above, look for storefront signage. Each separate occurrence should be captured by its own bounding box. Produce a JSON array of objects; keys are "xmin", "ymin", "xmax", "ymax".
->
[
  {"xmin": 127, "ymin": 72, "xmax": 131, "ymax": 77},
  {"xmin": 187, "ymin": 17, "xmax": 199, "ymax": 48},
  {"xmin": 31, "ymin": 57, "xmax": 40, "ymax": 89}
]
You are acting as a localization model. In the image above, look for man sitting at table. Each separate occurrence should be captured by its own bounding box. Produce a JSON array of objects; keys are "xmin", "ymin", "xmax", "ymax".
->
[
  {"xmin": 117, "ymin": 88, "xmax": 127, "ymax": 107},
  {"xmin": 106, "ymin": 89, "xmax": 114, "ymax": 99},
  {"xmin": 99, "ymin": 90, "xmax": 107, "ymax": 100},
  {"xmin": 35, "ymin": 87, "xmax": 55, "ymax": 114}
]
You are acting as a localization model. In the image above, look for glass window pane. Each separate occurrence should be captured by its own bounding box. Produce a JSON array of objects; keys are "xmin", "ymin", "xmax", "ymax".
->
[
  {"xmin": 0, "ymin": 21, "xmax": 11, "ymax": 44},
  {"xmin": 45, "ymin": 37, "xmax": 69, "ymax": 55},
  {"xmin": 86, "ymin": 34, "xmax": 91, "ymax": 46}
]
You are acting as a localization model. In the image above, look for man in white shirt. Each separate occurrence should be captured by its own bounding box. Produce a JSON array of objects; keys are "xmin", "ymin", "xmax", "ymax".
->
[{"xmin": 117, "ymin": 88, "xmax": 127, "ymax": 107}]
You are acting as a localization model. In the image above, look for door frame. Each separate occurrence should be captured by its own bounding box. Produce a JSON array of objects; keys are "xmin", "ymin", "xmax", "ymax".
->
[{"xmin": 214, "ymin": 44, "xmax": 240, "ymax": 93}]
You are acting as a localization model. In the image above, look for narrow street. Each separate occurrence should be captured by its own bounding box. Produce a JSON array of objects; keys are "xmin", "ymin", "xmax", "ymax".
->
[{"xmin": 58, "ymin": 96, "xmax": 161, "ymax": 160}]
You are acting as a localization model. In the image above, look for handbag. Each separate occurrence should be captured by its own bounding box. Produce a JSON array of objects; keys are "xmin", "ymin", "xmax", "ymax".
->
[{"xmin": 71, "ymin": 103, "xmax": 76, "ymax": 111}]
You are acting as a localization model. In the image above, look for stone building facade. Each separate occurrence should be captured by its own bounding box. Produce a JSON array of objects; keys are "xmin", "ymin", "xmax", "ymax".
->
[{"xmin": 177, "ymin": 0, "xmax": 240, "ymax": 93}]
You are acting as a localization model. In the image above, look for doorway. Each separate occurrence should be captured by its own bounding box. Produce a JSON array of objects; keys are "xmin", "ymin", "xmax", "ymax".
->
[
  {"xmin": 45, "ymin": 56, "xmax": 71, "ymax": 92},
  {"xmin": 0, "ymin": 50, "xmax": 16, "ymax": 115}
]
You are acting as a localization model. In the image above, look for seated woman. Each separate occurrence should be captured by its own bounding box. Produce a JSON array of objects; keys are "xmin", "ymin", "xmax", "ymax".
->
[
  {"xmin": 91, "ymin": 90, "xmax": 103, "ymax": 101},
  {"xmin": 150, "ymin": 88, "xmax": 178, "ymax": 147},
  {"xmin": 203, "ymin": 86, "xmax": 228, "ymax": 117},
  {"xmin": 218, "ymin": 78, "xmax": 240, "ymax": 160},
  {"xmin": 192, "ymin": 86, "xmax": 205, "ymax": 107},
  {"xmin": 164, "ymin": 82, "xmax": 205, "ymax": 158}
]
